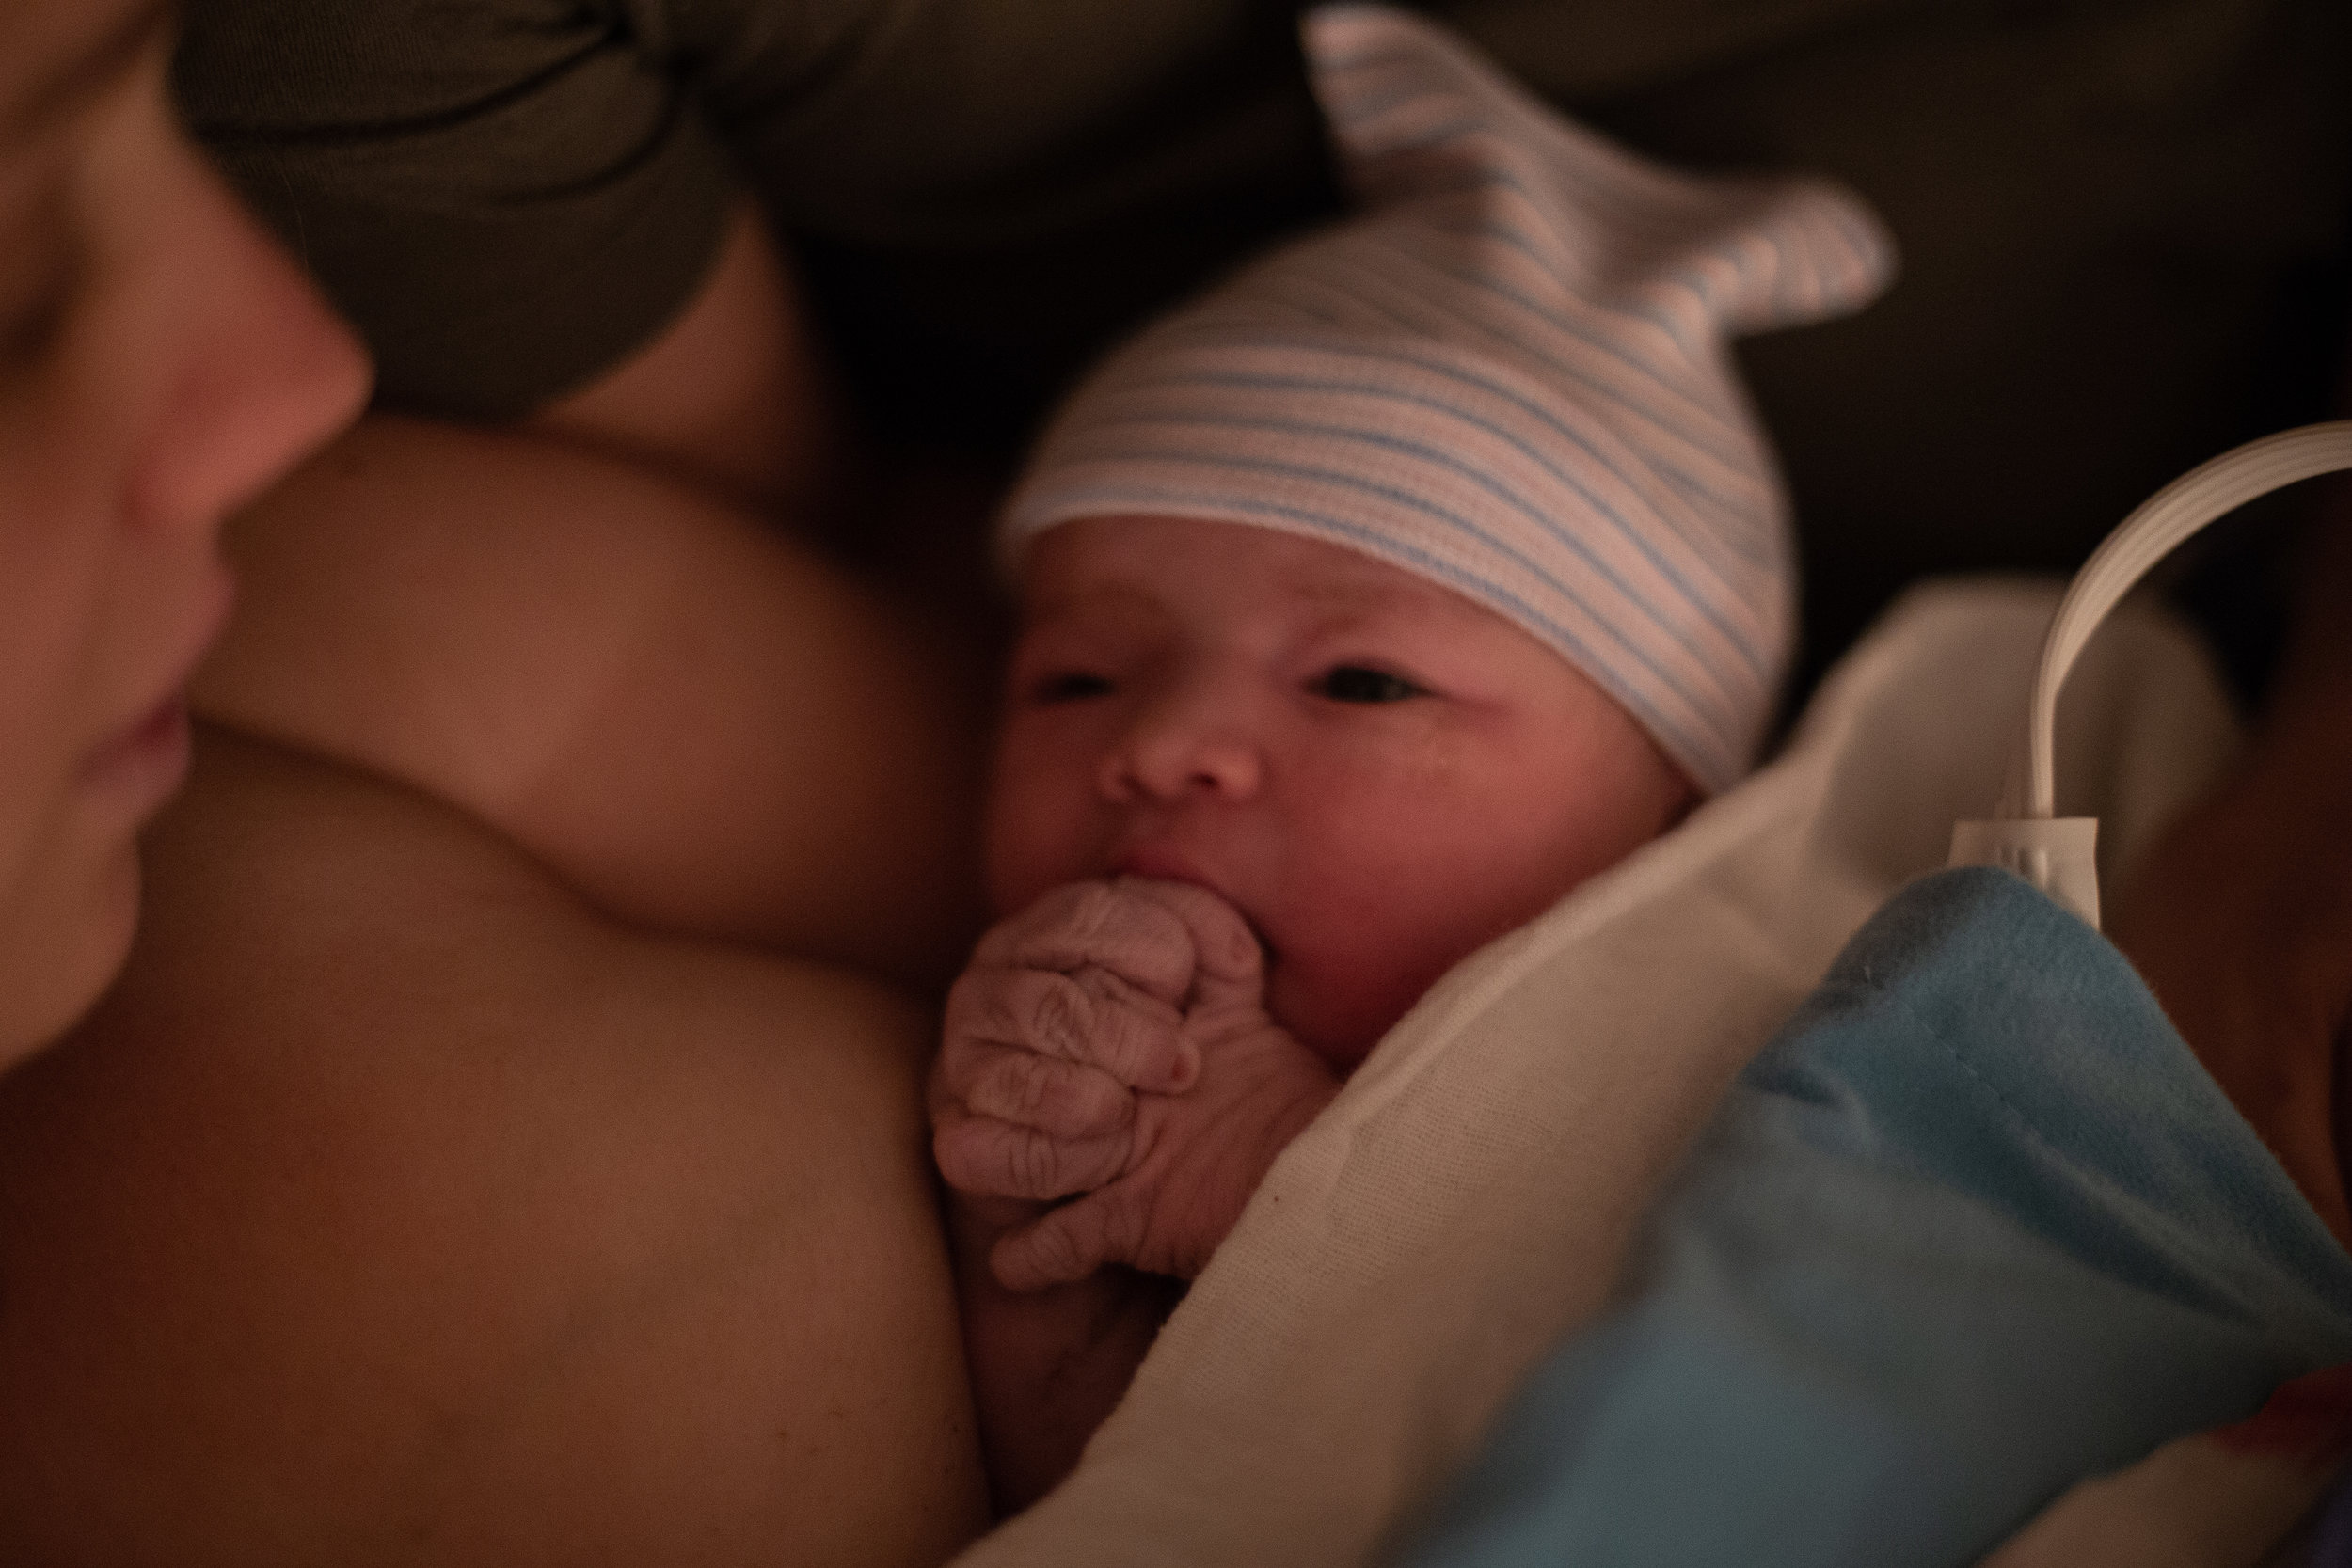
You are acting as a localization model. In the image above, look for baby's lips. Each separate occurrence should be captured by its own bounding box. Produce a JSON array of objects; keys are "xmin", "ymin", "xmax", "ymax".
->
[{"xmin": 1105, "ymin": 844, "xmax": 1268, "ymax": 953}]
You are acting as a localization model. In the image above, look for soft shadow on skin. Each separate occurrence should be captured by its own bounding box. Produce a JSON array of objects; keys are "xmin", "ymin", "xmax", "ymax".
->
[{"xmin": 0, "ymin": 728, "xmax": 991, "ymax": 1566}]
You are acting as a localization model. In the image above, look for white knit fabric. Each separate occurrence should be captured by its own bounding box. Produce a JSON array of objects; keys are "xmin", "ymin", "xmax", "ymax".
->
[
  {"xmin": 1002, "ymin": 3, "xmax": 1896, "ymax": 793},
  {"xmin": 948, "ymin": 581, "xmax": 2244, "ymax": 1568}
]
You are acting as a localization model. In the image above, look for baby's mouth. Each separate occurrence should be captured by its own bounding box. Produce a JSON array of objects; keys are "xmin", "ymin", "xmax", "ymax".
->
[
  {"xmin": 1105, "ymin": 850, "xmax": 1278, "ymax": 963},
  {"xmin": 1108, "ymin": 841, "xmax": 1205, "ymax": 887}
]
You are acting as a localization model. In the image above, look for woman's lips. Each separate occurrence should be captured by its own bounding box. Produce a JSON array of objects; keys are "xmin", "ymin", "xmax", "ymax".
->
[
  {"xmin": 77, "ymin": 694, "xmax": 193, "ymax": 816},
  {"xmin": 75, "ymin": 569, "xmax": 232, "ymax": 818}
]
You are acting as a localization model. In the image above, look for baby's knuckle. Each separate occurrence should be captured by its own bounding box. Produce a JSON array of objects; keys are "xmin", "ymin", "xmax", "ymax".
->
[
  {"xmin": 1025, "ymin": 974, "xmax": 1091, "ymax": 1058},
  {"xmin": 1003, "ymin": 1053, "xmax": 1060, "ymax": 1121},
  {"xmin": 1186, "ymin": 896, "xmax": 1258, "ymax": 974},
  {"xmin": 1091, "ymin": 1003, "xmax": 1156, "ymax": 1081},
  {"xmin": 1006, "ymin": 1127, "xmax": 1064, "ymax": 1196},
  {"xmin": 1120, "ymin": 890, "xmax": 1188, "ymax": 948},
  {"xmin": 1027, "ymin": 883, "xmax": 1111, "ymax": 955},
  {"xmin": 1030, "ymin": 1217, "xmax": 1089, "ymax": 1283},
  {"xmin": 1083, "ymin": 1074, "xmax": 1129, "ymax": 1132},
  {"xmin": 1069, "ymin": 880, "xmax": 1120, "ymax": 929},
  {"xmin": 954, "ymin": 970, "xmax": 1034, "ymax": 1044},
  {"xmin": 931, "ymin": 1125, "xmax": 989, "ymax": 1194}
]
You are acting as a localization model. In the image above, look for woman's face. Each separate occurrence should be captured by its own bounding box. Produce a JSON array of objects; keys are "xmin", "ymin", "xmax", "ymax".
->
[{"xmin": 0, "ymin": 2, "xmax": 369, "ymax": 1067}]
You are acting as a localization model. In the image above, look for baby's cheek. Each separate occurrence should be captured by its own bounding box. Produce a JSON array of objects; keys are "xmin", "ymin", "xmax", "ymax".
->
[
  {"xmin": 1263, "ymin": 955, "xmax": 1425, "ymax": 1074},
  {"xmin": 1266, "ymin": 862, "xmax": 1544, "ymax": 1071},
  {"xmin": 981, "ymin": 770, "xmax": 1097, "ymax": 917}
]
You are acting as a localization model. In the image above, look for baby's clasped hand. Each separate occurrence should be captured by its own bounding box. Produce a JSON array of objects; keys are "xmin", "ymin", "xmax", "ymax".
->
[{"xmin": 930, "ymin": 877, "xmax": 1342, "ymax": 1291}]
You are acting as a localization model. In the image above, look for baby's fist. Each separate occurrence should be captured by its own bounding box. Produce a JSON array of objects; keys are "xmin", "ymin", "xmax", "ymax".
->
[{"xmin": 930, "ymin": 879, "xmax": 1264, "ymax": 1205}]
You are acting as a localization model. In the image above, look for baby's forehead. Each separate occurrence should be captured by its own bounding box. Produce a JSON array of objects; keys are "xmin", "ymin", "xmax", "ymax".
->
[{"xmin": 1019, "ymin": 514, "xmax": 1484, "ymax": 628}]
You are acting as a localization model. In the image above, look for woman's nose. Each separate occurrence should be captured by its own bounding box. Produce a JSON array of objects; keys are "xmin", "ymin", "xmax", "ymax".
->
[
  {"xmin": 1097, "ymin": 680, "xmax": 1264, "ymax": 803},
  {"xmin": 126, "ymin": 135, "xmax": 372, "ymax": 538}
]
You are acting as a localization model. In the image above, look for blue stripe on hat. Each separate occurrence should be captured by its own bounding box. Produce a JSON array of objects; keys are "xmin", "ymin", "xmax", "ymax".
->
[
  {"xmin": 1169, "ymin": 334, "xmax": 1775, "ymax": 556},
  {"xmin": 1031, "ymin": 446, "xmax": 1753, "ymax": 772},
  {"xmin": 1081, "ymin": 397, "xmax": 1775, "ymax": 683},
  {"xmin": 1014, "ymin": 479, "xmax": 1738, "ymax": 784},
  {"xmin": 1002, "ymin": 3, "xmax": 1895, "ymax": 792}
]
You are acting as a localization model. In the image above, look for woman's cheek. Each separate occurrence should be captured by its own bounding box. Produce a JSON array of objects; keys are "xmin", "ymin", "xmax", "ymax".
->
[{"xmin": 0, "ymin": 799, "xmax": 141, "ymax": 1069}]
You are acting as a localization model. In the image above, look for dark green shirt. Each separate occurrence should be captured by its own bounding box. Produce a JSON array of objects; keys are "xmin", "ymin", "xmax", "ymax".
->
[
  {"xmin": 173, "ymin": 0, "xmax": 1334, "ymax": 433},
  {"xmin": 174, "ymin": 0, "xmax": 2352, "ymax": 670}
]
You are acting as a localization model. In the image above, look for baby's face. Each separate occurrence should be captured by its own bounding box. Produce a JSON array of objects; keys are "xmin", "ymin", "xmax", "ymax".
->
[{"xmin": 987, "ymin": 515, "xmax": 1694, "ymax": 1069}]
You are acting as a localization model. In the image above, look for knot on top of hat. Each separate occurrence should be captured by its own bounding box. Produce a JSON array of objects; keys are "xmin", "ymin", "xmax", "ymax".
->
[
  {"xmin": 1311, "ymin": 4, "xmax": 1891, "ymax": 342},
  {"xmin": 1004, "ymin": 2, "xmax": 1896, "ymax": 794}
]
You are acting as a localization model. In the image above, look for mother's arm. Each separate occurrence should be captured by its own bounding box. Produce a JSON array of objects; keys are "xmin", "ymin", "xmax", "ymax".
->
[{"xmin": 0, "ymin": 730, "xmax": 990, "ymax": 1563}]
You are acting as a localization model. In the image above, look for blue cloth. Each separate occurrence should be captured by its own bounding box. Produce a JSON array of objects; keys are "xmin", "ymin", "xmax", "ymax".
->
[{"xmin": 1396, "ymin": 867, "xmax": 2352, "ymax": 1568}]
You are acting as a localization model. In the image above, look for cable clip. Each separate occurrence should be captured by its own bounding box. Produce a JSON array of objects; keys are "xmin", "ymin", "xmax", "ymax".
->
[{"xmin": 1948, "ymin": 420, "xmax": 2352, "ymax": 929}]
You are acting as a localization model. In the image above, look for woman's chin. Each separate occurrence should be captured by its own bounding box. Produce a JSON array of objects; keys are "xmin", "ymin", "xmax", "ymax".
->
[{"xmin": 0, "ymin": 839, "xmax": 141, "ymax": 1073}]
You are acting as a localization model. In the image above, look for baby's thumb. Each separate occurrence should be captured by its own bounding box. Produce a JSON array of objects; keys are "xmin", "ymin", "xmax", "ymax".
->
[{"xmin": 991, "ymin": 1188, "xmax": 1140, "ymax": 1292}]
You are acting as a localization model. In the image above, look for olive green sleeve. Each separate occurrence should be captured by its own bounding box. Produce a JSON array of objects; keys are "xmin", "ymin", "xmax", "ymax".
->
[
  {"xmin": 170, "ymin": 0, "xmax": 1335, "ymax": 430},
  {"xmin": 174, "ymin": 0, "xmax": 738, "ymax": 421},
  {"xmin": 170, "ymin": 0, "xmax": 2350, "ymax": 651}
]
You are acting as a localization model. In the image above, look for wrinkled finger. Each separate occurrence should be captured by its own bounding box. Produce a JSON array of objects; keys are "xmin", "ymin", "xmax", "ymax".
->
[
  {"xmin": 991, "ymin": 1185, "xmax": 1151, "ymax": 1291},
  {"xmin": 1111, "ymin": 878, "xmax": 1263, "ymax": 1004},
  {"xmin": 946, "ymin": 962, "xmax": 1196, "ymax": 1091},
  {"xmin": 958, "ymin": 1042, "xmax": 1136, "ymax": 1140},
  {"xmin": 931, "ymin": 1113, "xmax": 1134, "ymax": 1203},
  {"xmin": 982, "ymin": 880, "xmax": 1203, "ymax": 1005}
]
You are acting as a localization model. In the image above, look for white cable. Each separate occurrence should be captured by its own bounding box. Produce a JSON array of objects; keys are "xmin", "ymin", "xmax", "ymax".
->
[
  {"xmin": 2023, "ymin": 420, "xmax": 2352, "ymax": 820},
  {"xmin": 1949, "ymin": 420, "xmax": 2352, "ymax": 928}
]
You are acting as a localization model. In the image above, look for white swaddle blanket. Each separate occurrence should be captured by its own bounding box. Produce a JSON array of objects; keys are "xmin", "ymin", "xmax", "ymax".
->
[{"xmin": 950, "ymin": 578, "xmax": 2244, "ymax": 1567}]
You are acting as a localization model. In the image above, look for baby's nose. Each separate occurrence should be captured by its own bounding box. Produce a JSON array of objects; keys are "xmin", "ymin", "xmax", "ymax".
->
[{"xmin": 1098, "ymin": 682, "xmax": 1264, "ymax": 802}]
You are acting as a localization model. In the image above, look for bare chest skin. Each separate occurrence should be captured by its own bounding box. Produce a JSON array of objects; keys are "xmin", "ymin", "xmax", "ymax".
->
[{"xmin": 0, "ymin": 732, "xmax": 990, "ymax": 1565}]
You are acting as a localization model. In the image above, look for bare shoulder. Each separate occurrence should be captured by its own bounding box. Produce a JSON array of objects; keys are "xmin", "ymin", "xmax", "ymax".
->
[
  {"xmin": 192, "ymin": 411, "xmax": 990, "ymax": 985},
  {"xmin": 0, "ymin": 730, "xmax": 988, "ymax": 1565}
]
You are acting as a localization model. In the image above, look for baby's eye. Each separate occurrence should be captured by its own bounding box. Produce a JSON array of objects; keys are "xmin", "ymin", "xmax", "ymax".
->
[
  {"xmin": 1313, "ymin": 665, "xmax": 1426, "ymax": 704},
  {"xmin": 1031, "ymin": 671, "xmax": 1114, "ymax": 704}
]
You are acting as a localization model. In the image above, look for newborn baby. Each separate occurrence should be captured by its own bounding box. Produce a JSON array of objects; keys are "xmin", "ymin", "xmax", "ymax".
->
[
  {"xmin": 957, "ymin": 512, "xmax": 1695, "ymax": 1286},
  {"xmin": 928, "ymin": 4, "xmax": 1894, "ymax": 1508}
]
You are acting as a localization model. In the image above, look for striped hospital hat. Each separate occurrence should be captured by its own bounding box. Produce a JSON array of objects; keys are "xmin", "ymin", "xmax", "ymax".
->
[{"xmin": 1000, "ymin": 3, "xmax": 1896, "ymax": 793}]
